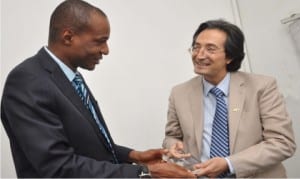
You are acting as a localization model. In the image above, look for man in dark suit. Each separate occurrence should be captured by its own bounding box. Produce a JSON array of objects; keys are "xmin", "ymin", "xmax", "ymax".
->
[{"xmin": 0, "ymin": 0, "xmax": 195, "ymax": 178}]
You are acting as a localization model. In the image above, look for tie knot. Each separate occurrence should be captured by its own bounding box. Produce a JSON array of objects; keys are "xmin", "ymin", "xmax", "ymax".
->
[
  {"xmin": 73, "ymin": 73, "xmax": 83, "ymax": 86},
  {"xmin": 210, "ymin": 87, "xmax": 224, "ymax": 97}
]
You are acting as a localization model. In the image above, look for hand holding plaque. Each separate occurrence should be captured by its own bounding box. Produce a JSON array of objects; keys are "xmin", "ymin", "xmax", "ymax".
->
[
  {"xmin": 163, "ymin": 153, "xmax": 201, "ymax": 171},
  {"xmin": 163, "ymin": 141, "xmax": 201, "ymax": 172}
]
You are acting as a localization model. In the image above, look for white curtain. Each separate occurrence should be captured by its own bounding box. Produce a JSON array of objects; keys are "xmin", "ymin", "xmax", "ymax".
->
[{"xmin": 289, "ymin": 19, "xmax": 300, "ymax": 52}]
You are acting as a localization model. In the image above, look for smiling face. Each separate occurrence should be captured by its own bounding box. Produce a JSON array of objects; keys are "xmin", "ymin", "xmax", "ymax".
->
[
  {"xmin": 192, "ymin": 29, "xmax": 232, "ymax": 85},
  {"xmin": 68, "ymin": 12, "xmax": 110, "ymax": 71},
  {"xmin": 55, "ymin": 12, "xmax": 110, "ymax": 72}
]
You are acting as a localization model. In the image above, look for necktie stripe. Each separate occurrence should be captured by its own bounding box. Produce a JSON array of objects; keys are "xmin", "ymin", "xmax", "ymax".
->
[
  {"xmin": 216, "ymin": 107, "xmax": 227, "ymax": 114},
  {"xmin": 214, "ymin": 120, "xmax": 227, "ymax": 129}
]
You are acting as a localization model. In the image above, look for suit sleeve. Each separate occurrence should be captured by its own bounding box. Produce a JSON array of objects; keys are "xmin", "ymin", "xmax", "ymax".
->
[
  {"xmin": 1, "ymin": 68, "xmax": 141, "ymax": 178},
  {"xmin": 114, "ymin": 144, "xmax": 133, "ymax": 163},
  {"xmin": 228, "ymin": 78, "xmax": 296, "ymax": 177},
  {"xmin": 162, "ymin": 87, "xmax": 183, "ymax": 149}
]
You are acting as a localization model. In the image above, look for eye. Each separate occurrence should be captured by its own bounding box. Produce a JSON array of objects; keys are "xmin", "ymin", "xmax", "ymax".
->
[
  {"xmin": 192, "ymin": 45, "xmax": 201, "ymax": 52},
  {"xmin": 94, "ymin": 37, "xmax": 109, "ymax": 46},
  {"xmin": 206, "ymin": 46, "xmax": 218, "ymax": 53}
]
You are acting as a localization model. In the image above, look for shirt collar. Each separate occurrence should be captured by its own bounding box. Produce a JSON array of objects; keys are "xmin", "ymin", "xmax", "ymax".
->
[
  {"xmin": 203, "ymin": 73, "xmax": 231, "ymax": 97},
  {"xmin": 44, "ymin": 46, "xmax": 76, "ymax": 82}
]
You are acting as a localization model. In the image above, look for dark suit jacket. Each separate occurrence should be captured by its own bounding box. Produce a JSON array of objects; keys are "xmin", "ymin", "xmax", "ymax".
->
[{"xmin": 1, "ymin": 48, "xmax": 141, "ymax": 178}]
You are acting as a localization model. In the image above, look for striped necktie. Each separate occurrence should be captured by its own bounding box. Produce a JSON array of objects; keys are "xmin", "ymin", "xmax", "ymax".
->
[
  {"xmin": 209, "ymin": 87, "xmax": 229, "ymax": 178},
  {"xmin": 72, "ymin": 73, "xmax": 118, "ymax": 163}
]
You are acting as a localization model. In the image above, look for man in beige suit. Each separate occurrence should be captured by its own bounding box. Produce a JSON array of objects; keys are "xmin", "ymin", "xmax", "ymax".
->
[{"xmin": 163, "ymin": 19, "xmax": 296, "ymax": 178}]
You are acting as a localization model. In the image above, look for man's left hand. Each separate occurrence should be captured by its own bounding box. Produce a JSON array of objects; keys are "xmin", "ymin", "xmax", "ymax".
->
[{"xmin": 193, "ymin": 157, "xmax": 229, "ymax": 178}]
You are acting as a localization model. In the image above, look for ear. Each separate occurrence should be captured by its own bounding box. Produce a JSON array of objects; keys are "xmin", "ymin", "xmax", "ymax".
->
[
  {"xmin": 62, "ymin": 28, "xmax": 75, "ymax": 46},
  {"xmin": 226, "ymin": 58, "xmax": 232, "ymax": 64}
]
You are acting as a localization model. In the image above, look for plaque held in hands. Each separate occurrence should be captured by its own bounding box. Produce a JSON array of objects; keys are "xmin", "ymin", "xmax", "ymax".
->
[{"xmin": 162, "ymin": 153, "xmax": 201, "ymax": 171}]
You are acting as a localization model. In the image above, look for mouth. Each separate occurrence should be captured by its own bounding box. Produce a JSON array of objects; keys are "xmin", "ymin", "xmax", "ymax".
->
[
  {"xmin": 94, "ymin": 57, "xmax": 102, "ymax": 64},
  {"xmin": 194, "ymin": 60, "xmax": 211, "ymax": 67}
]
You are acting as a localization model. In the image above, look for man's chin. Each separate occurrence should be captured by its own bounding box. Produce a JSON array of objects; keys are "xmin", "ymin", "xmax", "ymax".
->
[
  {"xmin": 194, "ymin": 68, "xmax": 206, "ymax": 75},
  {"xmin": 81, "ymin": 65, "xmax": 96, "ymax": 71}
]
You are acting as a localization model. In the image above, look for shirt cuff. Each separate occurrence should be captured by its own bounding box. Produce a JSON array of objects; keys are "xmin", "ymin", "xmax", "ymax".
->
[{"xmin": 224, "ymin": 157, "xmax": 235, "ymax": 174}]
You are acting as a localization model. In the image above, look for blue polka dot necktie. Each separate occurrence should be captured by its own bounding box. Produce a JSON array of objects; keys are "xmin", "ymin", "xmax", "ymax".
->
[
  {"xmin": 209, "ymin": 87, "xmax": 229, "ymax": 178},
  {"xmin": 72, "ymin": 72, "xmax": 118, "ymax": 164}
]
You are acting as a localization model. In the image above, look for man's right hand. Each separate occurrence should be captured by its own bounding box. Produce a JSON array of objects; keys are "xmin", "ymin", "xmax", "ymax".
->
[
  {"xmin": 167, "ymin": 141, "xmax": 191, "ymax": 158},
  {"xmin": 147, "ymin": 161, "xmax": 196, "ymax": 178}
]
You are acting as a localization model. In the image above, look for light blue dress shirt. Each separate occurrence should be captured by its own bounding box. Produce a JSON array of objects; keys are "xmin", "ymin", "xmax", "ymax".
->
[
  {"xmin": 201, "ymin": 73, "xmax": 235, "ymax": 174},
  {"xmin": 44, "ymin": 46, "xmax": 76, "ymax": 82}
]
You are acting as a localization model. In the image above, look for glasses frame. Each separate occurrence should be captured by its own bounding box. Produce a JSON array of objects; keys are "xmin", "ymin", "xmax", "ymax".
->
[{"xmin": 188, "ymin": 44, "xmax": 224, "ymax": 56}]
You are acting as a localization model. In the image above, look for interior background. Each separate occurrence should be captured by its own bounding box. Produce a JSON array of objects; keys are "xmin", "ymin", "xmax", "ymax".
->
[{"xmin": 1, "ymin": 0, "xmax": 299, "ymax": 177}]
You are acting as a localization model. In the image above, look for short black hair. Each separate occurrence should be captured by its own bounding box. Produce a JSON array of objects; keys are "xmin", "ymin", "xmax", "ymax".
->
[
  {"xmin": 48, "ymin": 0, "xmax": 107, "ymax": 44},
  {"xmin": 192, "ymin": 19, "xmax": 245, "ymax": 72}
]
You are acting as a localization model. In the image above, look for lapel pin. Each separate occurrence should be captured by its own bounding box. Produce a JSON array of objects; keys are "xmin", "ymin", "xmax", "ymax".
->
[{"xmin": 233, "ymin": 108, "xmax": 240, "ymax": 112}]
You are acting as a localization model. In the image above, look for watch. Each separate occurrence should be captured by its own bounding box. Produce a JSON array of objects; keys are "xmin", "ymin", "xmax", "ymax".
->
[{"xmin": 138, "ymin": 165, "xmax": 152, "ymax": 178}]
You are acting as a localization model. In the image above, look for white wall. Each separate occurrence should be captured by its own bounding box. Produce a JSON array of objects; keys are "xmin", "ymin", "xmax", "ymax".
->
[
  {"xmin": 0, "ymin": 0, "xmax": 2, "ymax": 177},
  {"xmin": 1, "ymin": 0, "xmax": 299, "ymax": 177},
  {"xmin": 237, "ymin": 0, "xmax": 300, "ymax": 177}
]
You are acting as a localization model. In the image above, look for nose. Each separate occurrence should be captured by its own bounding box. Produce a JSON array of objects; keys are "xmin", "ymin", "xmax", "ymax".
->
[
  {"xmin": 194, "ymin": 48, "xmax": 206, "ymax": 58},
  {"xmin": 100, "ymin": 42, "xmax": 109, "ymax": 55}
]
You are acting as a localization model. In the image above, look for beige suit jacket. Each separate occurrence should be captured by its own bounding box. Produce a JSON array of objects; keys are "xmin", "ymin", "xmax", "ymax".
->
[{"xmin": 163, "ymin": 71, "xmax": 296, "ymax": 178}]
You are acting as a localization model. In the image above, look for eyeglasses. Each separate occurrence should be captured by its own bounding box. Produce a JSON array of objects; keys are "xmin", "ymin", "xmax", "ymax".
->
[{"xmin": 188, "ymin": 45, "xmax": 224, "ymax": 56}]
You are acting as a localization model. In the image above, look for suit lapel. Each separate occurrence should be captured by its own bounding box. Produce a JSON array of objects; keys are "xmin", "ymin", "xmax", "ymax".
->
[
  {"xmin": 228, "ymin": 72, "xmax": 245, "ymax": 153},
  {"xmin": 189, "ymin": 76, "xmax": 204, "ymax": 157},
  {"xmin": 37, "ymin": 48, "xmax": 111, "ymax": 150}
]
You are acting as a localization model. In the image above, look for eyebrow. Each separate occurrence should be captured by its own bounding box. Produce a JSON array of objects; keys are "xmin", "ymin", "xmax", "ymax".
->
[{"xmin": 193, "ymin": 42, "xmax": 220, "ymax": 48}]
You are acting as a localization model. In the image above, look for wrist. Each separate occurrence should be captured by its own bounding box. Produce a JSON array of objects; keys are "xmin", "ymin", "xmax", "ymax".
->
[
  {"xmin": 138, "ymin": 165, "xmax": 151, "ymax": 178},
  {"xmin": 129, "ymin": 150, "xmax": 140, "ymax": 163}
]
